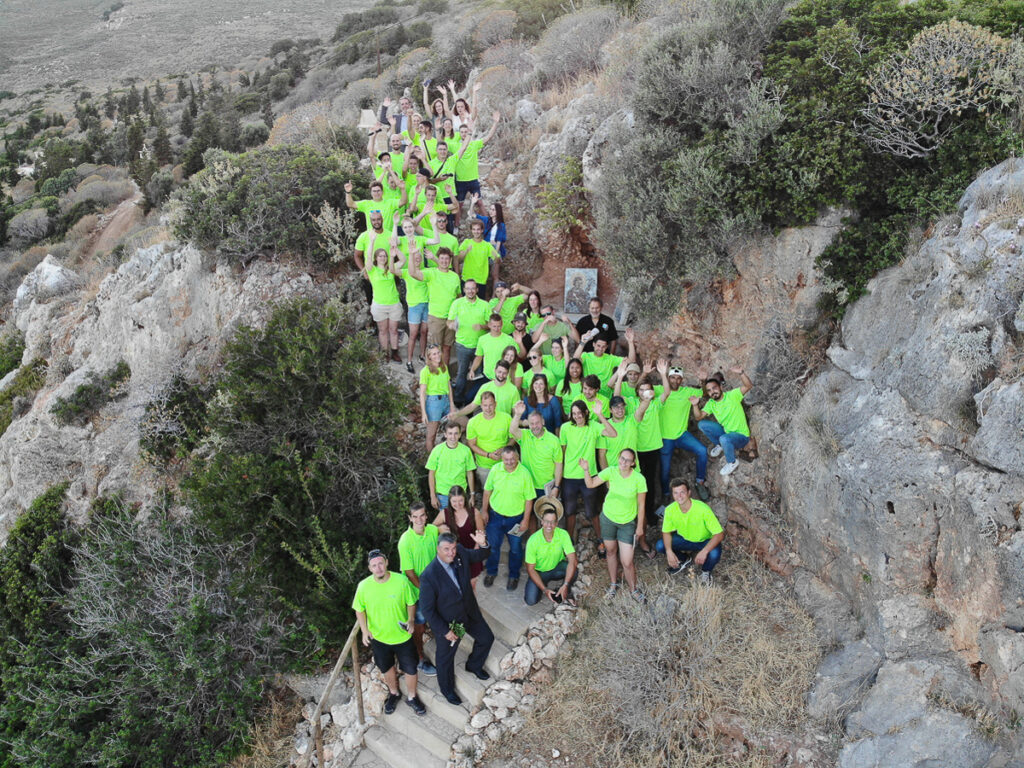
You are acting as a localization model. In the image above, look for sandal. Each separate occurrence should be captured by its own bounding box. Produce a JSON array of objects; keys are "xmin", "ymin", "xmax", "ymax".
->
[
  {"xmin": 642, "ymin": 547, "xmax": 657, "ymax": 560},
  {"xmin": 630, "ymin": 588, "xmax": 647, "ymax": 604},
  {"xmin": 596, "ymin": 542, "xmax": 607, "ymax": 559},
  {"xmin": 604, "ymin": 583, "xmax": 619, "ymax": 599}
]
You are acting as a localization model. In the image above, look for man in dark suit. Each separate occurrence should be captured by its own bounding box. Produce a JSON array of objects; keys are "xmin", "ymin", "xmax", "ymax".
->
[{"xmin": 418, "ymin": 531, "xmax": 494, "ymax": 705}]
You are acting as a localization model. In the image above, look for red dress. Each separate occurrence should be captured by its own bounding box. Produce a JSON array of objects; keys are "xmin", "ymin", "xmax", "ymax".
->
[{"xmin": 445, "ymin": 506, "xmax": 483, "ymax": 578}]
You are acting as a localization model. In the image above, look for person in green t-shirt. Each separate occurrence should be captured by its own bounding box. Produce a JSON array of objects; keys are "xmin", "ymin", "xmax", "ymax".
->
[
  {"xmin": 425, "ymin": 210, "xmax": 460, "ymax": 264},
  {"xmin": 532, "ymin": 308, "xmax": 581, "ymax": 356},
  {"xmin": 615, "ymin": 360, "xmax": 664, "ymax": 521},
  {"xmin": 559, "ymin": 398, "xmax": 617, "ymax": 542},
  {"xmin": 345, "ymin": 179, "xmax": 407, "ymax": 233},
  {"xmin": 575, "ymin": 328, "xmax": 635, "ymax": 397},
  {"xmin": 581, "ymin": 449, "xmax": 648, "ymax": 602},
  {"xmin": 481, "ymin": 446, "xmax": 535, "ymax": 589},
  {"xmin": 354, "ymin": 211, "xmax": 391, "ymax": 272},
  {"xmin": 454, "ymin": 112, "xmax": 500, "ymax": 221},
  {"xmin": 468, "ymin": 314, "xmax": 520, "ymax": 382},
  {"xmin": 390, "ymin": 228, "xmax": 428, "ymax": 372},
  {"xmin": 426, "ymin": 422, "xmax": 476, "ymax": 511},
  {"xmin": 510, "ymin": 404, "xmax": 564, "ymax": 497},
  {"xmin": 371, "ymin": 151, "xmax": 403, "ymax": 203},
  {"xmin": 657, "ymin": 361, "xmax": 709, "ymax": 503},
  {"xmin": 447, "ymin": 280, "xmax": 490, "ymax": 406},
  {"xmin": 452, "ymin": 359, "xmax": 519, "ymax": 419},
  {"xmin": 457, "ymin": 219, "xmax": 501, "ymax": 298},
  {"xmin": 488, "ymin": 283, "xmax": 526, "ymax": 334},
  {"xmin": 410, "ymin": 183, "xmax": 456, "ymax": 239},
  {"xmin": 362, "ymin": 245, "xmax": 402, "ymax": 361},
  {"xmin": 352, "ymin": 549, "xmax": 425, "ymax": 715},
  {"xmin": 524, "ymin": 507, "xmax": 577, "ymax": 605},
  {"xmin": 656, "ymin": 478, "xmax": 724, "ymax": 586},
  {"xmin": 466, "ymin": 391, "xmax": 512, "ymax": 487},
  {"xmin": 692, "ymin": 367, "xmax": 754, "ymax": 478},
  {"xmin": 397, "ymin": 503, "xmax": 441, "ymax": 676},
  {"xmin": 409, "ymin": 247, "xmax": 461, "ymax": 365},
  {"xmin": 418, "ymin": 345, "xmax": 453, "ymax": 452}
]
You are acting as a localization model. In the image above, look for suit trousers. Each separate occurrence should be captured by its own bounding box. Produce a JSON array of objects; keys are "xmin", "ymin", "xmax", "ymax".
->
[{"xmin": 435, "ymin": 613, "xmax": 494, "ymax": 698}]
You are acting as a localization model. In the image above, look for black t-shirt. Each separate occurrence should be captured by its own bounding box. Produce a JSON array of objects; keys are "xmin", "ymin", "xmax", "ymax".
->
[{"xmin": 575, "ymin": 314, "xmax": 619, "ymax": 352}]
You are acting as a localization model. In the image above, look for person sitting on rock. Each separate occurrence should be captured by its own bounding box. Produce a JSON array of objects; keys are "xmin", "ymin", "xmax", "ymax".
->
[
  {"xmin": 397, "ymin": 502, "xmax": 440, "ymax": 677},
  {"xmin": 690, "ymin": 366, "xmax": 753, "ymax": 477},
  {"xmin": 352, "ymin": 549, "xmax": 426, "ymax": 716},
  {"xmin": 523, "ymin": 503, "xmax": 577, "ymax": 606},
  {"xmin": 655, "ymin": 479, "xmax": 724, "ymax": 586}
]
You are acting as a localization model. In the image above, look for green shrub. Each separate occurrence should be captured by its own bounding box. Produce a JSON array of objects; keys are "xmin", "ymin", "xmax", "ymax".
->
[
  {"xmin": 170, "ymin": 145, "xmax": 349, "ymax": 264},
  {"xmin": 538, "ymin": 156, "xmax": 589, "ymax": 229},
  {"xmin": 184, "ymin": 298, "xmax": 418, "ymax": 649},
  {"xmin": 0, "ymin": 359, "xmax": 47, "ymax": 436},
  {"xmin": 0, "ymin": 332, "xmax": 25, "ymax": 380},
  {"xmin": 418, "ymin": 0, "xmax": 448, "ymax": 12},
  {"xmin": 331, "ymin": 7, "xmax": 400, "ymax": 42},
  {"xmin": 50, "ymin": 360, "xmax": 130, "ymax": 426},
  {"xmin": 139, "ymin": 374, "xmax": 210, "ymax": 463}
]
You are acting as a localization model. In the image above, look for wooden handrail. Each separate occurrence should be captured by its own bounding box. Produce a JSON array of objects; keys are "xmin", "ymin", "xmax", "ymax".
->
[{"xmin": 299, "ymin": 620, "xmax": 364, "ymax": 768}]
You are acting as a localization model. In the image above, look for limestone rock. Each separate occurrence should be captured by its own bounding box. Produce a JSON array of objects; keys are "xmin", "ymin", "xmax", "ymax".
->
[
  {"xmin": 581, "ymin": 108, "xmax": 634, "ymax": 192},
  {"xmin": 13, "ymin": 255, "xmax": 81, "ymax": 319},
  {"xmin": 971, "ymin": 379, "xmax": 1024, "ymax": 475},
  {"xmin": 868, "ymin": 595, "xmax": 945, "ymax": 661},
  {"xmin": 806, "ymin": 640, "xmax": 881, "ymax": 720},
  {"xmin": 838, "ymin": 710, "xmax": 994, "ymax": 768},
  {"xmin": 515, "ymin": 99, "xmax": 542, "ymax": 124},
  {"xmin": 527, "ymin": 95, "xmax": 602, "ymax": 187},
  {"xmin": 470, "ymin": 709, "xmax": 494, "ymax": 729},
  {"xmin": 793, "ymin": 569, "xmax": 862, "ymax": 646}
]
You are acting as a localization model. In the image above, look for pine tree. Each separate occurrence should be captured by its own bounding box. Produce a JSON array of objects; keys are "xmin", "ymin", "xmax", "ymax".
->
[
  {"xmin": 177, "ymin": 80, "xmax": 187, "ymax": 101},
  {"xmin": 153, "ymin": 124, "xmax": 172, "ymax": 165},
  {"xmin": 142, "ymin": 86, "xmax": 152, "ymax": 112},
  {"xmin": 181, "ymin": 111, "xmax": 221, "ymax": 176},
  {"xmin": 262, "ymin": 98, "xmax": 274, "ymax": 130},
  {"xmin": 180, "ymin": 108, "xmax": 194, "ymax": 137},
  {"xmin": 125, "ymin": 85, "xmax": 141, "ymax": 114},
  {"xmin": 189, "ymin": 97, "xmax": 198, "ymax": 118},
  {"xmin": 238, "ymin": 72, "xmax": 251, "ymax": 87},
  {"xmin": 127, "ymin": 119, "xmax": 145, "ymax": 159},
  {"xmin": 154, "ymin": 80, "xmax": 165, "ymax": 104},
  {"xmin": 104, "ymin": 89, "xmax": 116, "ymax": 119},
  {"xmin": 195, "ymin": 78, "xmax": 205, "ymax": 105}
]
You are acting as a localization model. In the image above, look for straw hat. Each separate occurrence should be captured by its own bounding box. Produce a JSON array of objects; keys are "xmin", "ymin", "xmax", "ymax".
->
[{"xmin": 533, "ymin": 495, "xmax": 564, "ymax": 521}]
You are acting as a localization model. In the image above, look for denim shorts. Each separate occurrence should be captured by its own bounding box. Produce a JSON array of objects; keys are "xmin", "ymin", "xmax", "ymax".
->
[
  {"xmin": 408, "ymin": 302, "xmax": 429, "ymax": 324},
  {"xmin": 455, "ymin": 179, "xmax": 481, "ymax": 201},
  {"xmin": 425, "ymin": 394, "xmax": 450, "ymax": 422},
  {"xmin": 600, "ymin": 512, "xmax": 637, "ymax": 545}
]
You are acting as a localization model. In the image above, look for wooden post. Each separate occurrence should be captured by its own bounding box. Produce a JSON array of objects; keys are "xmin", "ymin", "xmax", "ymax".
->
[
  {"xmin": 297, "ymin": 621, "xmax": 362, "ymax": 768},
  {"xmin": 352, "ymin": 640, "xmax": 364, "ymax": 726}
]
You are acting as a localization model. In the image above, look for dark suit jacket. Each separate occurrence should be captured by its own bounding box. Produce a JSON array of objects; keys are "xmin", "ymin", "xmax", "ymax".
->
[{"xmin": 419, "ymin": 544, "xmax": 490, "ymax": 640}]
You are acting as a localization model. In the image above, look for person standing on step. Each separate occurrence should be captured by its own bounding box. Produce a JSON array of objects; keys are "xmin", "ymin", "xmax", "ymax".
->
[
  {"xmin": 427, "ymin": 421, "xmax": 476, "ymax": 513},
  {"xmin": 656, "ymin": 479, "xmax": 724, "ymax": 586},
  {"xmin": 481, "ymin": 446, "xmax": 536, "ymax": 591},
  {"xmin": 446, "ymin": 279, "xmax": 489, "ymax": 407},
  {"xmin": 352, "ymin": 549, "xmax": 427, "ymax": 716},
  {"xmin": 657, "ymin": 363, "xmax": 709, "ymax": 503},
  {"xmin": 418, "ymin": 532, "xmax": 494, "ymax": 706},
  {"xmin": 397, "ymin": 503, "xmax": 440, "ymax": 677},
  {"xmin": 691, "ymin": 367, "xmax": 754, "ymax": 477},
  {"xmin": 465, "ymin": 390, "xmax": 512, "ymax": 491},
  {"xmin": 523, "ymin": 504, "xmax": 578, "ymax": 606}
]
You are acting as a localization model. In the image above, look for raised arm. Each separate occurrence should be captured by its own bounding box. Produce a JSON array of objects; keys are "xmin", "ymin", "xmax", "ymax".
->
[
  {"xmin": 471, "ymin": 81, "xmax": 481, "ymax": 119},
  {"xmin": 623, "ymin": 327, "xmax": 637, "ymax": 364},
  {"xmin": 481, "ymin": 110, "xmax": 500, "ymax": 144},
  {"xmin": 510, "ymin": 401, "xmax": 526, "ymax": 438},
  {"xmin": 560, "ymin": 313, "xmax": 581, "ymax": 344},
  {"xmin": 579, "ymin": 458, "xmax": 605, "ymax": 489},
  {"xmin": 689, "ymin": 394, "xmax": 708, "ymax": 421},
  {"xmin": 732, "ymin": 366, "xmax": 753, "ymax": 395},
  {"xmin": 594, "ymin": 401, "xmax": 617, "ymax": 438},
  {"xmin": 389, "ymin": 237, "xmax": 404, "ymax": 277},
  {"xmin": 344, "ymin": 180, "xmax": 358, "ymax": 211},
  {"xmin": 656, "ymin": 358, "xmax": 671, "ymax": 404},
  {"xmin": 408, "ymin": 246, "xmax": 426, "ymax": 281}
]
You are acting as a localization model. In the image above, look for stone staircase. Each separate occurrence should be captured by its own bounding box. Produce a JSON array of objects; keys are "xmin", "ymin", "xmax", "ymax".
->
[{"xmin": 353, "ymin": 551, "xmax": 552, "ymax": 768}]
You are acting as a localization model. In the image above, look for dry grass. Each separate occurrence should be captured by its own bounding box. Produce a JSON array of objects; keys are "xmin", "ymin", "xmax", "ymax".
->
[
  {"xmin": 490, "ymin": 546, "xmax": 822, "ymax": 768},
  {"xmin": 228, "ymin": 686, "xmax": 304, "ymax": 768}
]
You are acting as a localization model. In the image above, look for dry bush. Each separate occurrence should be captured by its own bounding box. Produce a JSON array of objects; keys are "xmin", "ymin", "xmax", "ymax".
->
[
  {"xmin": 472, "ymin": 9, "xmax": 517, "ymax": 49},
  {"xmin": 332, "ymin": 78, "xmax": 384, "ymax": 124},
  {"xmin": 228, "ymin": 686, "xmax": 303, "ymax": 768},
  {"xmin": 268, "ymin": 101, "xmax": 333, "ymax": 147},
  {"xmin": 278, "ymin": 69, "xmax": 348, "ymax": 114},
  {"xmin": 481, "ymin": 40, "xmax": 532, "ymax": 74},
  {"xmin": 394, "ymin": 47, "xmax": 432, "ymax": 86},
  {"xmin": 495, "ymin": 549, "xmax": 822, "ymax": 768},
  {"xmin": 476, "ymin": 65, "xmax": 525, "ymax": 107},
  {"xmin": 531, "ymin": 7, "xmax": 622, "ymax": 86},
  {"xmin": 63, "ymin": 178, "xmax": 135, "ymax": 212},
  {"xmin": 6, "ymin": 208, "xmax": 51, "ymax": 246}
]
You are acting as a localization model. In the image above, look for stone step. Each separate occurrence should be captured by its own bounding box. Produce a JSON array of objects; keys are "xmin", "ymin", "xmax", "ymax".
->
[
  {"xmin": 423, "ymin": 625, "xmax": 513, "ymax": 679},
  {"xmin": 414, "ymin": 673, "xmax": 473, "ymax": 728},
  {"xmin": 351, "ymin": 746, "xmax": 390, "ymax": 767},
  {"xmin": 385, "ymin": 689, "xmax": 462, "ymax": 761},
  {"xmin": 364, "ymin": 725, "xmax": 447, "ymax": 768},
  {"xmin": 422, "ymin": 636, "xmax": 488, "ymax": 706}
]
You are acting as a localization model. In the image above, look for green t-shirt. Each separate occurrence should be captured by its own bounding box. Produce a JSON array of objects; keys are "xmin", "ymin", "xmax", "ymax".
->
[
  {"xmin": 484, "ymin": 462, "xmax": 535, "ymax": 517},
  {"xmin": 429, "ymin": 155, "xmax": 458, "ymax": 196},
  {"xmin": 473, "ymin": 379, "xmax": 519, "ymax": 415},
  {"xmin": 662, "ymin": 499, "xmax": 723, "ymax": 543},
  {"xmin": 474, "ymin": 332, "xmax": 515, "ymax": 379},
  {"xmin": 542, "ymin": 355, "xmax": 567, "ymax": 387},
  {"xmin": 447, "ymin": 296, "xmax": 490, "ymax": 349},
  {"xmin": 366, "ymin": 265, "xmax": 399, "ymax": 305},
  {"xmin": 559, "ymin": 421, "xmax": 604, "ymax": 480},
  {"xmin": 401, "ymin": 265, "xmax": 428, "ymax": 306},
  {"xmin": 389, "ymin": 151, "xmax": 405, "ymax": 176},
  {"xmin": 410, "ymin": 196, "xmax": 446, "ymax": 237},
  {"xmin": 356, "ymin": 198, "xmax": 401, "ymax": 231},
  {"xmin": 419, "ymin": 365, "xmax": 450, "ymax": 396},
  {"xmin": 467, "ymin": 411, "xmax": 512, "ymax": 468},
  {"xmin": 702, "ymin": 388, "xmax": 750, "ymax": 437},
  {"xmin": 525, "ymin": 527, "xmax": 575, "ymax": 572},
  {"xmin": 559, "ymin": 380, "xmax": 584, "ymax": 416},
  {"xmin": 521, "ymin": 367, "xmax": 555, "ymax": 396},
  {"xmin": 422, "ymin": 267, "xmax": 462, "ymax": 319},
  {"xmin": 635, "ymin": 397, "xmax": 663, "ymax": 452},
  {"xmin": 398, "ymin": 524, "xmax": 440, "ymax": 599},
  {"xmin": 581, "ymin": 352, "xmax": 622, "ymax": 394},
  {"xmin": 355, "ymin": 229, "xmax": 391, "ymax": 264},
  {"xmin": 425, "ymin": 441, "xmax": 475, "ymax": 495},
  {"xmin": 459, "ymin": 239, "xmax": 494, "ymax": 284},
  {"xmin": 455, "ymin": 139, "xmax": 485, "ymax": 181},
  {"xmin": 489, "ymin": 294, "xmax": 526, "ymax": 333},
  {"xmin": 516, "ymin": 428, "xmax": 562, "ymax": 489},
  {"xmin": 352, "ymin": 573, "xmax": 415, "ymax": 645},
  {"xmin": 426, "ymin": 231, "xmax": 459, "ymax": 262},
  {"xmin": 525, "ymin": 313, "xmax": 544, "ymax": 332},
  {"xmin": 599, "ymin": 416, "xmax": 638, "ymax": 467},
  {"xmin": 538, "ymin": 321, "xmax": 571, "ymax": 354},
  {"xmin": 658, "ymin": 385, "xmax": 703, "ymax": 440},
  {"xmin": 582, "ymin": 394, "xmax": 610, "ymax": 420},
  {"xmin": 598, "ymin": 466, "xmax": 647, "ymax": 524},
  {"xmin": 373, "ymin": 165, "xmax": 402, "ymax": 201}
]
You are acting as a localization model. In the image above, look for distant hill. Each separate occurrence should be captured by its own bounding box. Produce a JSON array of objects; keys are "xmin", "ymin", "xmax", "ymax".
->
[{"xmin": 0, "ymin": 0, "xmax": 371, "ymax": 92}]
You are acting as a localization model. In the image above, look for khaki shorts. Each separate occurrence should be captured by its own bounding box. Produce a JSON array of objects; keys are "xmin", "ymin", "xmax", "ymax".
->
[
  {"xmin": 428, "ymin": 315, "xmax": 455, "ymax": 347},
  {"xmin": 371, "ymin": 302, "xmax": 403, "ymax": 322}
]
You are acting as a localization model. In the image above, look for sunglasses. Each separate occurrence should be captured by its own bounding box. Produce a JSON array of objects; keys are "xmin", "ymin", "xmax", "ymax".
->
[{"xmin": 528, "ymin": 355, "xmax": 540, "ymax": 360}]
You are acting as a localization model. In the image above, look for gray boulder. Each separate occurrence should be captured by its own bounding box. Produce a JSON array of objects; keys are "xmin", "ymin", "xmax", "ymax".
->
[{"xmin": 806, "ymin": 640, "xmax": 881, "ymax": 720}]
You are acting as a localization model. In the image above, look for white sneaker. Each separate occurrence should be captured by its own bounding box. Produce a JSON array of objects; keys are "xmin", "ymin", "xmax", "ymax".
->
[
  {"xmin": 709, "ymin": 445, "xmax": 723, "ymax": 458},
  {"xmin": 700, "ymin": 571, "xmax": 713, "ymax": 586},
  {"xmin": 720, "ymin": 461, "xmax": 739, "ymax": 476}
]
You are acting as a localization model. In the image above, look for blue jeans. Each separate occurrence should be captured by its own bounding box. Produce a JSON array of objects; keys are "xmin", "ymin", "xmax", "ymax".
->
[
  {"xmin": 697, "ymin": 420, "xmax": 749, "ymax": 464},
  {"xmin": 486, "ymin": 512, "xmax": 525, "ymax": 578},
  {"xmin": 437, "ymin": 493, "xmax": 449, "ymax": 510},
  {"xmin": 655, "ymin": 533, "xmax": 722, "ymax": 572},
  {"xmin": 453, "ymin": 343, "xmax": 476, "ymax": 405},
  {"xmin": 660, "ymin": 432, "xmax": 708, "ymax": 489},
  {"xmin": 523, "ymin": 561, "xmax": 575, "ymax": 605}
]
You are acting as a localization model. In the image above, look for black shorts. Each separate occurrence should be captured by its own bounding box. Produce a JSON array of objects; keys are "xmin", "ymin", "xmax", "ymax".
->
[{"xmin": 371, "ymin": 637, "xmax": 419, "ymax": 675}]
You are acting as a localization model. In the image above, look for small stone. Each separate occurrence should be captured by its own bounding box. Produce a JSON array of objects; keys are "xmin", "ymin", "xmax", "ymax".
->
[
  {"xmin": 295, "ymin": 736, "xmax": 310, "ymax": 755},
  {"xmin": 470, "ymin": 710, "xmax": 494, "ymax": 729},
  {"xmin": 485, "ymin": 722, "xmax": 505, "ymax": 742},
  {"xmin": 552, "ymin": 749, "xmax": 561, "ymax": 758},
  {"xmin": 493, "ymin": 706, "xmax": 509, "ymax": 719}
]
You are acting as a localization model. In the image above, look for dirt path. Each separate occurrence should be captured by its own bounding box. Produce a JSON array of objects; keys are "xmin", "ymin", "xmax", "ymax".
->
[{"xmin": 81, "ymin": 188, "xmax": 144, "ymax": 262}]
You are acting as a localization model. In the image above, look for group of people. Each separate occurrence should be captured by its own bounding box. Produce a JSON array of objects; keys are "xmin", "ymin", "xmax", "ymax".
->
[
  {"xmin": 352, "ymin": 83, "xmax": 506, "ymax": 373},
  {"xmin": 350, "ymin": 84, "xmax": 754, "ymax": 717}
]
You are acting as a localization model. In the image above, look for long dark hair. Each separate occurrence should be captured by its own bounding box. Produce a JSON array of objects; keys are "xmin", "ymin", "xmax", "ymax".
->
[
  {"xmin": 560, "ymin": 358, "xmax": 583, "ymax": 396},
  {"xmin": 492, "ymin": 202, "xmax": 504, "ymax": 225},
  {"xmin": 569, "ymin": 400, "xmax": 590, "ymax": 426},
  {"xmin": 527, "ymin": 374, "xmax": 550, "ymax": 407}
]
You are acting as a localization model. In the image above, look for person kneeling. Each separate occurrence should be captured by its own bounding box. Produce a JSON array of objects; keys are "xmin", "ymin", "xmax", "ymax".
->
[
  {"xmin": 656, "ymin": 479, "xmax": 724, "ymax": 587},
  {"xmin": 523, "ymin": 503, "xmax": 578, "ymax": 605}
]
